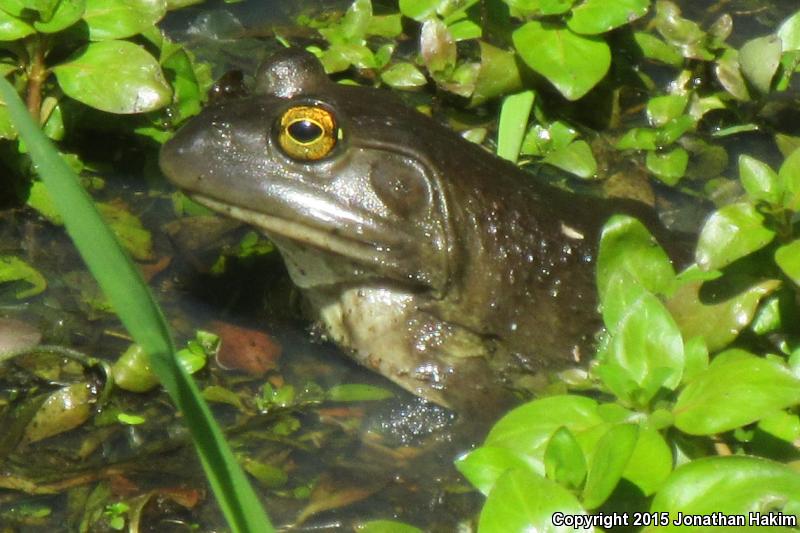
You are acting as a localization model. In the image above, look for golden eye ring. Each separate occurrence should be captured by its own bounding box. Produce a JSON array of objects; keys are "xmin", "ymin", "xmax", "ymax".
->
[{"xmin": 277, "ymin": 105, "xmax": 338, "ymax": 161}]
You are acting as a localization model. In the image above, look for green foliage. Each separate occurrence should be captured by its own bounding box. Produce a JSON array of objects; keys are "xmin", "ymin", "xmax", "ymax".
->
[
  {"xmin": 0, "ymin": 55, "xmax": 271, "ymax": 533},
  {"xmin": 463, "ymin": 128, "xmax": 800, "ymax": 528}
]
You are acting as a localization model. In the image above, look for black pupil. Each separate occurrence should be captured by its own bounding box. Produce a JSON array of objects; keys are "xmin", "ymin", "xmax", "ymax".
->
[{"xmin": 288, "ymin": 119, "xmax": 323, "ymax": 143}]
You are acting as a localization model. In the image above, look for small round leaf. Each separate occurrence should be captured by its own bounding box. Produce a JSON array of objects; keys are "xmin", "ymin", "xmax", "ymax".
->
[
  {"xmin": 695, "ymin": 202, "xmax": 775, "ymax": 271},
  {"xmin": 739, "ymin": 35, "xmax": 782, "ymax": 94},
  {"xmin": 53, "ymin": 41, "xmax": 172, "ymax": 114},
  {"xmin": 83, "ymin": 0, "xmax": 166, "ymax": 41},
  {"xmin": 778, "ymin": 10, "xmax": 800, "ymax": 51},
  {"xmin": 568, "ymin": 0, "xmax": 648, "ymax": 35},
  {"xmin": 512, "ymin": 21, "xmax": 610, "ymax": 101},
  {"xmin": 739, "ymin": 154, "xmax": 781, "ymax": 205},
  {"xmin": 0, "ymin": 8, "xmax": 34, "ymax": 40}
]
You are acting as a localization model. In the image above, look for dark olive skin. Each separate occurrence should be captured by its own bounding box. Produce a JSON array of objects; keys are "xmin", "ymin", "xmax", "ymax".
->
[{"xmin": 160, "ymin": 48, "xmax": 669, "ymax": 416}]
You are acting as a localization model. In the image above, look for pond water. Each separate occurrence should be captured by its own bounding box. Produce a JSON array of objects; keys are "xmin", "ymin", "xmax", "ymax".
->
[{"xmin": 1, "ymin": 0, "xmax": 799, "ymax": 530}]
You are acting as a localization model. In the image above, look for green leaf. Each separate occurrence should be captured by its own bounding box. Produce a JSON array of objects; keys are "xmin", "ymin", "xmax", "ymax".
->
[
  {"xmin": 602, "ymin": 292, "xmax": 684, "ymax": 402},
  {"xmin": 380, "ymin": 62, "xmax": 427, "ymax": 88},
  {"xmin": 739, "ymin": 154, "xmax": 782, "ymax": 205},
  {"xmin": 319, "ymin": 43, "xmax": 376, "ymax": 73},
  {"xmin": 479, "ymin": 469, "xmax": 593, "ymax": 533},
  {"xmin": 615, "ymin": 127, "xmax": 658, "ymax": 150},
  {"xmin": 485, "ymin": 395, "xmax": 603, "ymax": 461},
  {"xmin": 632, "ymin": 32, "xmax": 682, "ymax": 66},
  {"xmin": 674, "ymin": 350, "xmax": 800, "ymax": 435},
  {"xmin": 0, "ymin": 70, "xmax": 273, "ymax": 532},
  {"xmin": 320, "ymin": 0, "xmax": 371, "ymax": 44},
  {"xmin": 544, "ymin": 427, "xmax": 586, "ymax": 489},
  {"xmin": 53, "ymin": 41, "xmax": 172, "ymax": 114},
  {"xmin": 399, "ymin": 0, "xmax": 438, "ymax": 21},
  {"xmin": 666, "ymin": 278, "xmax": 780, "ymax": 352},
  {"xmin": 0, "ymin": 255, "xmax": 47, "ymax": 298},
  {"xmin": 241, "ymin": 457, "xmax": 287, "ymax": 489},
  {"xmin": 543, "ymin": 140, "xmax": 597, "ymax": 178},
  {"xmin": 646, "ymin": 94, "xmax": 688, "ymax": 127},
  {"xmin": 504, "ymin": 0, "xmax": 541, "ymax": 17},
  {"xmin": 568, "ymin": 0, "xmax": 648, "ymax": 35},
  {"xmin": 582, "ymin": 424, "xmax": 638, "ymax": 509},
  {"xmin": 775, "ymin": 239, "xmax": 800, "ymax": 285},
  {"xmin": 646, "ymin": 147, "xmax": 688, "ymax": 185},
  {"xmin": 112, "ymin": 343, "xmax": 159, "ymax": 392},
  {"xmin": 497, "ymin": 90, "xmax": 534, "ymax": 163},
  {"xmin": 596, "ymin": 215, "xmax": 675, "ymax": 307},
  {"xmin": 539, "ymin": 0, "xmax": 573, "ymax": 15},
  {"xmin": 327, "ymin": 384, "xmax": 394, "ymax": 402},
  {"xmin": 758, "ymin": 411, "xmax": 800, "ymax": 444},
  {"xmin": 27, "ymin": 180, "xmax": 62, "ymax": 223},
  {"xmin": 97, "ymin": 201, "xmax": 153, "ymax": 261},
  {"xmin": 695, "ymin": 202, "xmax": 775, "ymax": 271},
  {"xmin": 650, "ymin": 456, "xmax": 800, "ymax": 525},
  {"xmin": 512, "ymin": 21, "xmax": 610, "ymax": 101},
  {"xmin": 160, "ymin": 41, "xmax": 205, "ymax": 123},
  {"xmin": 33, "ymin": 0, "xmax": 84, "ymax": 33},
  {"xmin": 779, "ymin": 147, "xmax": 800, "ymax": 210},
  {"xmin": 623, "ymin": 426, "xmax": 672, "ymax": 496},
  {"xmin": 681, "ymin": 336, "xmax": 709, "ymax": 382},
  {"xmin": 83, "ymin": 0, "xmax": 166, "ymax": 41},
  {"xmin": 655, "ymin": 114, "xmax": 694, "ymax": 145},
  {"xmin": 0, "ymin": 8, "xmax": 34, "ymax": 40},
  {"xmin": 455, "ymin": 445, "xmax": 539, "ymax": 495},
  {"xmin": 715, "ymin": 48, "xmax": 750, "ymax": 101},
  {"xmin": 366, "ymin": 14, "xmax": 402, "ymax": 38},
  {"xmin": 778, "ymin": 10, "xmax": 800, "ymax": 51},
  {"xmin": 739, "ymin": 35, "xmax": 781, "ymax": 94},
  {"xmin": 599, "ymin": 271, "xmax": 650, "ymax": 334},
  {"xmin": 448, "ymin": 19, "xmax": 481, "ymax": 40},
  {"xmin": 471, "ymin": 41, "xmax": 522, "ymax": 106},
  {"xmin": 654, "ymin": 0, "xmax": 713, "ymax": 60},
  {"xmin": 0, "ymin": 0, "xmax": 57, "ymax": 18}
]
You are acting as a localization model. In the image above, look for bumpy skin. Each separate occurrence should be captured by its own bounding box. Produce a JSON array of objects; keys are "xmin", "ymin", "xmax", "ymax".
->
[{"xmin": 160, "ymin": 48, "xmax": 665, "ymax": 415}]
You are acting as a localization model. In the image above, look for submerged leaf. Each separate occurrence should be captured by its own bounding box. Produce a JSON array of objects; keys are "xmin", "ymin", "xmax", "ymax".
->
[
  {"xmin": 23, "ymin": 383, "xmax": 93, "ymax": 443},
  {"xmin": 0, "ymin": 256, "xmax": 47, "ymax": 298},
  {"xmin": 666, "ymin": 277, "xmax": 779, "ymax": 352}
]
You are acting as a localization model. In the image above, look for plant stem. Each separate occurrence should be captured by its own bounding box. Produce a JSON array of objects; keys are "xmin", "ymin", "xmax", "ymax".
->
[{"xmin": 26, "ymin": 36, "xmax": 46, "ymax": 122}]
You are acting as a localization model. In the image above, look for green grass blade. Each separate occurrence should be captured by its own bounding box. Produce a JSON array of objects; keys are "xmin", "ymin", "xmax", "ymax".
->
[
  {"xmin": 0, "ymin": 77, "xmax": 273, "ymax": 532},
  {"xmin": 497, "ymin": 90, "xmax": 535, "ymax": 163}
]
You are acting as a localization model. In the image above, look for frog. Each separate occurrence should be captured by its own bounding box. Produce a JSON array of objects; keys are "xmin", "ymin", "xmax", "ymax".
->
[{"xmin": 160, "ymin": 47, "xmax": 672, "ymax": 416}]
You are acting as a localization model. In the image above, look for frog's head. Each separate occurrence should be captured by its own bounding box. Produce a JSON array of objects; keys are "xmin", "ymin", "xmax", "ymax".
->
[{"xmin": 160, "ymin": 48, "xmax": 455, "ymax": 294}]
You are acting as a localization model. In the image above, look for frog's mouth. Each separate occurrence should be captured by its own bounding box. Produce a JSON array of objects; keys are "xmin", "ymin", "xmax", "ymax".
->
[{"xmin": 189, "ymin": 194, "xmax": 429, "ymax": 283}]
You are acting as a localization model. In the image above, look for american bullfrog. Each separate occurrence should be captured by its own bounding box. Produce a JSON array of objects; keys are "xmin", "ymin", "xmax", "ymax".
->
[{"xmin": 160, "ymin": 48, "xmax": 667, "ymax": 415}]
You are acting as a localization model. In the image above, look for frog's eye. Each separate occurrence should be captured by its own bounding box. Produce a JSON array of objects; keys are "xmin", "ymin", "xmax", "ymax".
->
[{"xmin": 277, "ymin": 105, "xmax": 338, "ymax": 161}]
